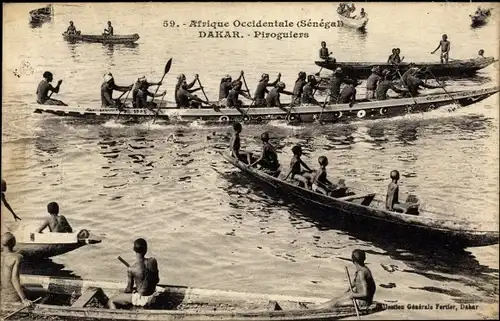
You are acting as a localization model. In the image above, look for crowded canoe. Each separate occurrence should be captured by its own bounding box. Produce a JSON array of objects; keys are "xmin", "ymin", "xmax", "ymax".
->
[{"xmin": 336, "ymin": 3, "xmax": 369, "ymax": 30}]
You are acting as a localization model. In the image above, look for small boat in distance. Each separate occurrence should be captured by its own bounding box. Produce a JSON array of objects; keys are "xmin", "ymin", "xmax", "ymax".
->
[
  {"xmin": 470, "ymin": 7, "xmax": 492, "ymax": 27},
  {"xmin": 221, "ymin": 153, "xmax": 500, "ymax": 249},
  {"xmin": 29, "ymin": 4, "xmax": 52, "ymax": 25},
  {"xmin": 62, "ymin": 31, "xmax": 140, "ymax": 44},
  {"xmin": 1, "ymin": 274, "xmax": 383, "ymax": 320},
  {"xmin": 336, "ymin": 3, "xmax": 368, "ymax": 30},
  {"xmin": 337, "ymin": 14, "xmax": 369, "ymax": 30}
]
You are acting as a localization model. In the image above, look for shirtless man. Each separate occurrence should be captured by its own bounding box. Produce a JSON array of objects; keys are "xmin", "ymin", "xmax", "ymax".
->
[
  {"xmin": 36, "ymin": 71, "xmax": 66, "ymax": 106},
  {"xmin": 219, "ymin": 71, "xmax": 243, "ymax": 102},
  {"xmin": 66, "ymin": 21, "xmax": 77, "ymax": 35},
  {"xmin": 104, "ymin": 21, "xmax": 114, "ymax": 36},
  {"xmin": 339, "ymin": 81, "xmax": 360, "ymax": 107},
  {"xmin": 319, "ymin": 41, "xmax": 333, "ymax": 61},
  {"xmin": 266, "ymin": 82, "xmax": 292, "ymax": 109},
  {"xmin": 311, "ymin": 156, "xmax": 334, "ymax": 195},
  {"xmin": 135, "ymin": 82, "xmax": 166, "ymax": 110},
  {"xmin": 230, "ymin": 122, "xmax": 253, "ymax": 164},
  {"xmin": 249, "ymin": 132, "xmax": 280, "ymax": 172},
  {"xmin": 1, "ymin": 232, "xmax": 33, "ymax": 307},
  {"xmin": 176, "ymin": 82, "xmax": 207, "ymax": 109},
  {"xmin": 405, "ymin": 72, "xmax": 442, "ymax": 97},
  {"xmin": 317, "ymin": 249, "xmax": 376, "ymax": 309},
  {"xmin": 301, "ymin": 75, "xmax": 326, "ymax": 105},
  {"xmin": 132, "ymin": 76, "xmax": 162, "ymax": 107},
  {"xmin": 101, "ymin": 73, "xmax": 132, "ymax": 109},
  {"xmin": 2, "ymin": 179, "xmax": 22, "ymax": 221},
  {"xmin": 284, "ymin": 145, "xmax": 313, "ymax": 189},
  {"xmin": 254, "ymin": 73, "xmax": 280, "ymax": 107},
  {"xmin": 376, "ymin": 70, "xmax": 408, "ymax": 100},
  {"xmin": 328, "ymin": 68, "xmax": 356, "ymax": 104},
  {"xmin": 226, "ymin": 80, "xmax": 252, "ymax": 109},
  {"xmin": 37, "ymin": 202, "xmax": 73, "ymax": 233},
  {"xmin": 109, "ymin": 238, "xmax": 160, "ymax": 309},
  {"xmin": 365, "ymin": 67, "xmax": 381, "ymax": 100},
  {"xmin": 385, "ymin": 170, "xmax": 408, "ymax": 212},
  {"xmin": 175, "ymin": 74, "xmax": 199, "ymax": 107},
  {"xmin": 291, "ymin": 72, "xmax": 307, "ymax": 105},
  {"xmin": 431, "ymin": 34, "xmax": 451, "ymax": 63}
]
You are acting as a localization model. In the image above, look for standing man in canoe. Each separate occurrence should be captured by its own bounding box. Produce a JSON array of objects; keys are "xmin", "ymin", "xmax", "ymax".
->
[
  {"xmin": 230, "ymin": 122, "xmax": 253, "ymax": 164},
  {"xmin": 109, "ymin": 238, "xmax": 160, "ymax": 309},
  {"xmin": 135, "ymin": 82, "xmax": 166, "ymax": 110},
  {"xmin": 132, "ymin": 76, "xmax": 162, "ymax": 108},
  {"xmin": 254, "ymin": 73, "xmax": 281, "ymax": 107},
  {"xmin": 101, "ymin": 73, "xmax": 133, "ymax": 109},
  {"xmin": 1, "ymin": 232, "xmax": 33, "ymax": 308},
  {"xmin": 319, "ymin": 41, "xmax": 334, "ymax": 62},
  {"xmin": 175, "ymin": 74, "xmax": 199, "ymax": 107},
  {"xmin": 104, "ymin": 21, "xmax": 114, "ymax": 36},
  {"xmin": 291, "ymin": 71, "xmax": 307, "ymax": 106},
  {"xmin": 317, "ymin": 249, "xmax": 376, "ymax": 309},
  {"xmin": 431, "ymin": 34, "xmax": 451, "ymax": 63},
  {"xmin": 2, "ymin": 180, "xmax": 22, "ymax": 221},
  {"xmin": 36, "ymin": 71, "xmax": 66, "ymax": 106},
  {"xmin": 365, "ymin": 67, "xmax": 381, "ymax": 100},
  {"xmin": 36, "ymin": 202, "xmax": 73, "ymax": 233},
  {"xmin": 219, "ymin": 71, "xmax": 244, "ymax": 103},
  {"xmin": 66, "ymin": 21, "xmax": 77, "ymax": 35}
]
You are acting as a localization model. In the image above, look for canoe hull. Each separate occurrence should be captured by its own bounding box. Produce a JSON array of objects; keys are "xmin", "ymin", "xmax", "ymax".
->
[
  {"xmin": 221, "ymin": 154, "xmax": 499, "ymax": 249},
  {"xmin": 16, "ymin": 242, "xmax": 87, "ymax": 260},
  {"xmin": 62, "ymin": 32, "xmax": 140, "ymax": 44},
  {"xmin": 315, "ymin": 57, "xmax": 497, "ymax": 79},
  {"xmin": 32, "ymin": 87, "xmax": 499, "ymax": 124},
  {"xmin": 29, "ymin": 5, "xmax": 52, "ymax": 24},
  {"xmin": 0, "ymin": 275, "xmax": 383, "ymax": 320},
  {"xmin": 337, "ymin": 14, "xmax": 368, "ymax": 30}
]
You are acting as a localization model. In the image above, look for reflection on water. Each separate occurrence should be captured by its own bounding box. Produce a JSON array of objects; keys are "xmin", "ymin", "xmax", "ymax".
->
[{"xmin": 21, "ymin": 258, "xmax": 78, "ymax": 278}]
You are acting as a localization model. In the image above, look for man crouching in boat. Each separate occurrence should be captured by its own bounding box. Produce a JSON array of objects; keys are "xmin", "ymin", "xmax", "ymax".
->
[
  {"xmin": 1, "ymin": 232, "xmax": 33, "ymax": 308},
  {"xmin": 101, "ymin": 73, "xmax": 133, "ymax": 109},
  {"xmin": 36, "ymin": 71, "xmax": 67, "ymax": 106},
  {"xmin": 316, "ymin": 249, "xmax": 376, "ymax": 310},
  {"xmin": 109, "ymin": 238, "xmax": 160, "ymax": 309},
  {"xmin": 249, "ymin": 132, "xmax": 280, "ymax": 174},
  {"xmin": 230, "ymin": 122, "xmax": 253, "ymax": 164},
  {"xmin": 135, "ymin": 81, "xmax": 166, "ymax": 110}
]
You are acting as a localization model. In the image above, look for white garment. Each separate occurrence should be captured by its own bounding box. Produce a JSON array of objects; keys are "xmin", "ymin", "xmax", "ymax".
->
[{"xmin": 131, "ymin": 292, "xmax": 156, "ymax": 307}]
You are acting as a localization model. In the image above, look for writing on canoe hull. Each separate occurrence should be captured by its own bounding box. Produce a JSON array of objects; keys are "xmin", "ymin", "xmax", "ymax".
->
[
  {"xmin": 85, "ymin": 109, "xmax": 151, "ymax": 115},
  {"xmin": 162, "ymin": 19, "xmax": 343, "ymax": 40}
]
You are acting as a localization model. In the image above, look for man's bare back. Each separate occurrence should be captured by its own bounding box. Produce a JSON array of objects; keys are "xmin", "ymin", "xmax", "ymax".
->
[
  {"xmin": 37, "ymin": 215, "xmax": 72, "ymax": 233},
  {"xmin": 127, "ymin": 258, "xmax": 159, "ymax": 296},
  {"xmin": 353, "ymin": 266, "xmax": 376, "ymax": 306}
]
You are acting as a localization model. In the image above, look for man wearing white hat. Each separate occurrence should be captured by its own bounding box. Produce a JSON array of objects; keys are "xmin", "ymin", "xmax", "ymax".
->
[
  {"xmin": 101, "ymin": 72, "xmax": 132, "ymax": 108},
  {"xmin": 131, "ymin": 76, "xmax": 162, "ymax": 108}
]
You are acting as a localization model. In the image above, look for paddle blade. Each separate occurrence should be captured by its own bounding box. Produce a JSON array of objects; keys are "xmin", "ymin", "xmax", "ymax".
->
[{"xmin": 165, "ymin": 58, "xmax": 173, "ymax": 74}]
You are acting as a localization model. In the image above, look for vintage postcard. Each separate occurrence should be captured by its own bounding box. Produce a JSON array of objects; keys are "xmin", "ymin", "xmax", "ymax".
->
[{"xmin": 1, "ymin": 2, "xmax": 499, "ymax": 320}]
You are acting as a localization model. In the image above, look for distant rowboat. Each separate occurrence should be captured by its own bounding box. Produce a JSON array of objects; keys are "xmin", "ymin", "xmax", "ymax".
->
[
  {"xmin": 337, "ymin": 14, "xmax": 368, "ymax": 30},
  {"xmin": 1, "ymin": 274, "xmax": 384, "ymax": 320},
  {"xmin": 29, "ymin": 4, "xmax": 52, "ymax": 24},
  {"xmin": 62, "ymin": 31, "xmax": 140, "ymax": 44}
]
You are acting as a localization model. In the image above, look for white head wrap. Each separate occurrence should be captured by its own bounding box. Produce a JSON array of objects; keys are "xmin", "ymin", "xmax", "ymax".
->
[{"xmin": 103, "ymin": 72, "xmax": 113, "ymax": 83}]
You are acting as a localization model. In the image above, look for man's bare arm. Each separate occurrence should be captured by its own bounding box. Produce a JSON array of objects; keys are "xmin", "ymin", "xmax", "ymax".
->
[
  {"xmin": 2, "ymin": 194, "xmax": 21, "ymax": 221},
  {"xmin": 12, "ymin": 255, "xmax": 29, "ymax": 302},
  {"xmin": 350, "ymin": 270, "xmax": 368, "ymax": 299},
  {"xmin": 124, "ymin": 268, "xmax": 135, "ymax": 293},
  {"xmin": 36, "ymin": 219, "xmax": 50, "ymax": 233}
]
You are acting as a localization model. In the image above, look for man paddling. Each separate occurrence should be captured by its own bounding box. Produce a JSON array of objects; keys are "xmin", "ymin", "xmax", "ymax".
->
[
  {"xmin": 317, "ymin": 249, "xmax": 376, "ymax": 309},
  {"xmin": 132, "ymin": 76, "xmax": 162, "ymax": 108},
  {"xmin": 109, "ymin": 238, "xmax": 160, "ymax": 309},
  {"xmin": 266, "ymin": 82, "xmax": 292, "ymax": 109},
  {"xmin": 175, "ymin": 74, "xmax": 199, "ymax": 107},
  {"xmin": 254, "ymin": 73, "xmax": 281, "ymax": 107},
  {"xmin": 366, "ymin": 67, "xmax": 381, "ymax": 100},
  {"xmin": 101, "ymin": 73, "xmax": 133, "ymax": 109},
  {"xmin": 219, "ymin": 72, "xmax": 244, "ymax": 102},
  {"xmin": 327, "ymin": 68, "xmax": 356, "ymax": 104},
  {"xmin": 405, "ymin": 70, "xmax": 442, "ymax": 97},
  {"xmin": 36, "ymin": 202, "xmax": 73, "ymax": 233},
  {"xmin": 176, "ymin": 82, "xmax": 207, "ymax": 109},
  {"xmin": 1, "ymin": 180, "xmax": 22, "ymax": 221},
  {"xmin": 291, "ymin": 72, "xmax": 307, "ymax": 106},
  {"xmin": 401, "ymin": 63, "xmax": 419, "ymax": 86},
  {"xmin": 376, "ymin": 70, "xmax": 408, "ymax": 100},
  {"xmin": 104, "ymin": 21, "xmax": 114, "ymax": 36},
  {"xmin": 339, "ymin": 81, "xmax": 360, "ymax": 107},
  {"xmin": 301, "ymin": 75, "xmax": 326, "ymax": 105},
  {"xmin": 36, "ymin": 71, "xmax": 66, "ymax": 105},
  {"xmin": 1, "ymin": 232, "xmax": 33, "ymax": 308},
  {"xmin": 226, "ymin": 80, "xmax": 252, "ymax": 109},
  {"xmin": 431, "ymin": 34, "xmax": 451, "ymax": 63},
  {"xmin": 135, "ymin": 82, "xmax": 166, "ymax": 110}
]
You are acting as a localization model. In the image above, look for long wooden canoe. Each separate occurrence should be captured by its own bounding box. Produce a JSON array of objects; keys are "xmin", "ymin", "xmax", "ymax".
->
[
  {"xmin": 220, "ymin": 153, "xmax": 499, "ymax": 249},
  {"xmin": 13, "ymin": 227, "xmax": 102, "ymax": 260},
  {"xmin": 62, "ymin": 32, "xmax": 140, "ymax": 44},
  {"xmin": 1, "ymin": 274, "xmax": 384, "ymax": 320},
  {"xmin": 315, "ymin": 57, "xmax": 497, "ymax": 79},
  {"xmin": 32, "ymin": 86, "xmax": 499, "ymax": 124},
  {"xmin": 337, "ymin": 14, "xmax": 368, "ymax": 30}
]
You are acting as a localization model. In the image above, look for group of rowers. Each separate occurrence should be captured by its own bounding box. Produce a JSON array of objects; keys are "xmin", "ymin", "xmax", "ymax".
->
[
  {"xmin": 2, "ymin": 176, "xmax": 376, "ymax": 310},
  {"xmin": 337, "ymin": 3, "xmax": 367, "ymax": 19}
]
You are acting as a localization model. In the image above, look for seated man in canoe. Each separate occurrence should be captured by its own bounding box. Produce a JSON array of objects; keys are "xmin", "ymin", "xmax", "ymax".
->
[
  {"xmin": 358, "ymin": 8, "xmax": 367, "ymax": 19},
  {"xmin": 327, "ymin": 68, "xmax": 357, "ymax": 104},
  {"xmin": 431, "ymin": 34, "xmax": 451, "ymax": 64},
  {"xmin": 365, "ymin": 67, "xmax": 382, "ymax": 100},
  {"xmin": 404, "ymin": 71, "xmax": 442, "ymax": 97},
  {"xmin": 175, "ymin": 74, "xmax": 199, "ymax": 107},
  {"xmin": 225, "ymin": 80, "xmax": 252, "ymax": 109},
  {"xmin": 319, "ymin": 41, "xmax": 334, "ymax": 62},
  {"xmin": 283, "ymin": 145, "xmax": 313, "ymax": 189},
  {"xmin": 176, "ymin": 82, "xmax": 208, "ymax": 109},
  {"xmin": 266, "ymin": 82, "xmax": 293, "ymax": 109},
  {"xmin": 135, "ymin": 81, "xmax": 166, "ymax": 110},
  {"xmin": 36, "ymin": 71, "xmax": 67, "ymax": 106},
  {"xmin": 254, "ymin": 73, "xmax": 281, "ymax": 107},
  {"xmin": 375, "ymin": 70, "xmax": 408, "ymax": 100},
  {"xmin": 2, "ymin": 179, "xmax": 22, "ymax": 221},
  {"xmin": 1, "ymin": 232, "xmax": 33, "ymax": 308},
  {"xmin": 386, "ymin": 170, "xmax": 420, "ymax": 215},
  {"xmin": 219, "ymin": 71, "xmax": 243, "ymax": 105},
  {"xmin": 109, "ymin": 238, "xmax": 160, "ymax": 309},
  {"xmin": 301, "ymin": 75, "xmax": 326, "ymax": 105},
  {"xmin": 230, "ymin": 121, "xmax": 254, "ymax": 164},
  {"xmin": 103, "ymin": 21, "xmax": 114, "ymax": 36},
  {"xmin": 37, "ymin": 202, "xmax": 73, "ymax": 233},
  {"xmin": 132, "ymin": 76, "xmax": 162, "ymax": 108},
  {"xmin": 339, "ymin": 80, "xmax": 361, "ymax": 107},
  {"xmin": 66, "ymin": 21, "xmax": 78, "ymax": 35},
  {"xmin": 101, "ymin": 73, "xmax": 133, "ymax": 109},
  {"xmin": 311, "ymin": 156, "xmax": 334, "ymax": 195},
  {"xmin": 291, "ymin": 72, "xmax": 307, "ymax": 106},
  {"xmin": 316, "ymin": 249, "xmax": 376, "ymax": 310},
  {"xmin": 478, "ymin": 49, "xmax": 486, "ymax": 59},
  {"xmin": 249, "ymin": 132, "xmax": 280, "ymax": 173}
]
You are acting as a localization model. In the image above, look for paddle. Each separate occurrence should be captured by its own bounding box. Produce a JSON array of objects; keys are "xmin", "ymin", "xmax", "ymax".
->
[
  {"xmin": 345, "ymin": 267, "xmax": 361, "ymax": 320},
  {"xmin": 393, "ymin": 67, "xmax": 418, "ymax": 105},
  {"xmin": 3, "ymin": 297, "xmax": 42, "ymax": 320},
  {"xmin": 150, "ymin": 59, "xmax": 173, "ymax": 124},
  {"xmin": 47, "ymin": 79, "xmax": 63, "ymax": 99},
  {"xmin": 427, "ymin": 69, "xmax": 459, "ymax": 106},
  {"xmin": 196, "ymin": 75, "xmax": 210, "ymax": 103},
  {"xmin": 316, "ymin": 92, "xmax": 330, "ymax": 125},
  {"xmin": 314, "ymin": 67, "xmax": 323, "ymax": 77},
  {"xmin": 238, "ymin": 72, "xmax": 254, "ymax": 122},
  {"xmin": 115, "ymin": 85, "xmax": 134, "ymax": 120}
]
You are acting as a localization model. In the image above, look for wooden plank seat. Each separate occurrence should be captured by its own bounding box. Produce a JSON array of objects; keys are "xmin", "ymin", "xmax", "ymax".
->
[
  {"xmin": 71, "ymin": 287, "xmax": 107, "ymax": 308},
  {"xmin": 338, "ymin": 193, "xmax": 376, "ymax": 206},
  {"xmin": 267, "ymin": 300, "xmax": 283, "ymax": 311}
]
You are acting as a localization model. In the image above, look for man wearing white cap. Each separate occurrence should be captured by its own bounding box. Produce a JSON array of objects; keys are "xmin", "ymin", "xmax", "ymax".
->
[
  {"xmin": 101, "ymin": 72, "xmax": 132, "ymax": 108},
  {"xmin": 131, "ymin": 76, "xmax": 162, "ymax": 108}
]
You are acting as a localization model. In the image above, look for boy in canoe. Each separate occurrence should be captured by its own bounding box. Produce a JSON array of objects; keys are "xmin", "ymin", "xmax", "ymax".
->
[
  {"xmin": 316, "ymin": 249, "xmax": 376, "ymax": 309},
  {"xmin": 230, "ymin": 121, "xmax": 253, "ymax": 164},
  {"xmin": 249, "ymin": 132, "xmax": 280, "ymax": 172},
  {"xmin": 37, "ymin": 202, "xmax": 73, "ymax": 233},
  {"xmin": 1, "ymin": 232, "xmax": 33, "ymax": 307},
  {"xmin": 109, "ymin": 238, "xmax": 160, "ymax": 309},
  {"xmin": 311, "ymin": 156, "xmax": 334, "ymax": 195},
  {"xmin": 386, "ymin": 170, "xmax": 406, "ymax": 212},
  {"xmin": 36, "ymin": 71, "xmax": 67, "ymax": 106},
  {"xmin": 431, "ymin": 34, "xmax": 451, "ymax": 63},
  {"xmin": 284, "ymin": 145, "xmax": 313, "ymax": 188},
  {"xmin": 2, "ymin": 179, "xmax": 22, "ymax": 221}
]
